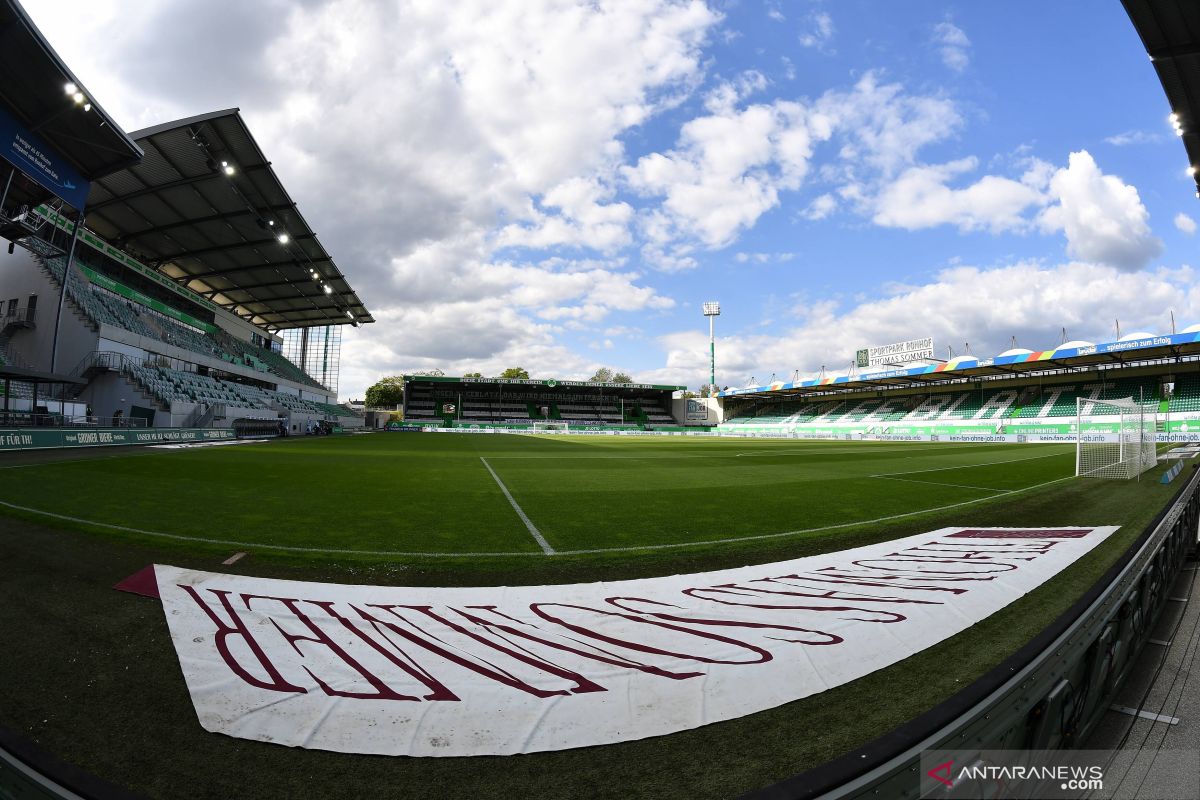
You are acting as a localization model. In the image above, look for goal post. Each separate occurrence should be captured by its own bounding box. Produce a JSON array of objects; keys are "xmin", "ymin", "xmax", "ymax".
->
[
  {"xmin": 531, "ymin": 422, "xmax": 570, "ymax": 433},
  {"xmin": 1075, "ymin": 397, "xmax": 1157, "ymax": 479}
]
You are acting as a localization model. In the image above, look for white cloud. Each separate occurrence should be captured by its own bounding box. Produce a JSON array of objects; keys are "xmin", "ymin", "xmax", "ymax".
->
[
  {"xmin": 1176, "ymin": 213, "xmax": 1197, "ymax": 235},
  {"xmin": 640, "ymin": 260, "xmax": 1199, "ymax": 387},
  {"xmin": 1104, "ymin": 130, "xmax": 1164, "ymax": 147},
  {"xmin": 873, "ymin": 157, "xmax": 1047, "ymax": 233},
  {"xmin": 799, "ymin": 12, "xmax": 835, "ymax": 50},
  {"xmin": 933, "ymin": 22, "xmax": 970, "ymax": 72},
  {"xmin": 1038, "ymin": 151, "xmax": 1162, "ymax": 271}
]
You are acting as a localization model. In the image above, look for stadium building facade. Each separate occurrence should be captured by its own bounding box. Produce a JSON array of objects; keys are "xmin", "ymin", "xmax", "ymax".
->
[{"xmin": 0, "ymin": 17, "xmax": 369, "ymax": 437}]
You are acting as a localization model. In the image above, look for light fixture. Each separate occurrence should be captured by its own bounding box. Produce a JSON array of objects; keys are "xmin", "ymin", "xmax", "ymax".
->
[
  {"xmin": 268, "ymin": 220, "xmax": 275, "ymax": 226},
  {"xmin": 310, "ymin": 270, "xmax": 319, "ymax": 280},
  {"xmin": 346, "ymin": 310, "xmax": 354, "ymax": 318},
  {"xmin": 64, "ymin": 82, "xmax": 77, "ymax": 95},
  {"xmin": 72, "ymin": 92, "xmax": 85, "ymax": 105},
  {"xmin": 323, "ymin": 284, "xmax": 333, "ymax": 294},
  {"xmin": 277, "ymin": 233, "xmax": 289, "ymax": 244},
  {"xmin": 82, "ymin": 103, "xmax": 91, "ymax": 112},
  {"xmin": 1189, "ymin": 166, "xmax": 1197, "ymax": 177}
]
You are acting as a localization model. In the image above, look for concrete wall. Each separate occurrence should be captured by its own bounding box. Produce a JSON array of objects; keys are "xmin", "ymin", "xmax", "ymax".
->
[{"xmin": 0, "ymin": 248, "xmax": 99, "ymax": 373}]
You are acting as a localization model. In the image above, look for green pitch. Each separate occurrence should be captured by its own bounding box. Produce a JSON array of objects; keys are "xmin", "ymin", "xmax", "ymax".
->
[{"xmin": 0, "ymin": 433, "xmax": 1086, "ymax": 563}]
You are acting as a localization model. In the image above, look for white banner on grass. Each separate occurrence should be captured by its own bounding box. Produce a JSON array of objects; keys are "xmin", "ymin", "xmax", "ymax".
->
[{"xmin": 156, "ymin": 525, "xmax": 1116, "ymax": 757}]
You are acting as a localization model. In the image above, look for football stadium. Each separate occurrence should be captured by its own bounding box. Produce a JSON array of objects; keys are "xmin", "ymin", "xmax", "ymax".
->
[{"xmin": 2, "ymin": 1, "xmax": 1200, "ymax": 799}]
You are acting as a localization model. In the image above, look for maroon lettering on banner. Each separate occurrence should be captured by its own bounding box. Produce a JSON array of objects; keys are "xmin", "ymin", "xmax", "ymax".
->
[
  {"xmin": 345, "ymin": 604, "xmax": 609, "ymax": 699},
  {"xmin": 792, "ymin": 572, "xmax": 970, "ymax": 595},
  {"xmin": 455, "ymin": 605, "xmax": 708, "ymax": 681},
  {"xmin": 753, "ymin": 575, "xmax": 944, "ymax": 605},
  {"xmin": 296, "ymin": 602, "xmax": 459, "ymax": 701},
  {"xmin": 178, "ymin": 586, "xmax": 306, "ymax": 695},
  {"xmin": 948, "ymin": 528, "xmax": 1091, "ymax": 539},
  {"xmin": 680, "ymin": 585, "xmax": 908, "ymax": 623},
  {"xmin": 604, "ymin": 597, "xmax": 844, "ymax": 645},
  {"xmin": 242, "ymin": 595, "xmax": 418, "ymax": 702},
  {"xmin": 814, "ymin": 567, "xmax": 998, "ymax": 584},
  {"xmin": 529, "ymin": 602, "xmax": 774, "ymax": 665},
  {"xmin": 850, "ymin": 557, "xmax": 1019, "ymax": 574}
]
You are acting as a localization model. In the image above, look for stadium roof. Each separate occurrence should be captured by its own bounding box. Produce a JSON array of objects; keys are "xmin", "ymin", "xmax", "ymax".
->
[
  {"xmin": 0, "ymin": 0, "xmax": 142, "ymax": 185},
  {"xmin": 82, "ymin": 109, "xmax": 373, "ymax": 331},
  {"xmin": 406, "ymin": 375, "xmax": 687, "ymax": 391},
  {"xmin": 719, "ymin": 330, "xmax": 1200, "ymax": 399},
  {"xmin": 1123, "ymin": 0, "xmax": 1200, "ymax": 197}
]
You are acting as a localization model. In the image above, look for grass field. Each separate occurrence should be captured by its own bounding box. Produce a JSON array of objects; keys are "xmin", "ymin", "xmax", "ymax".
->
[
  {"xmin": 0, "ymin": 432, "xmax": 1187, "ymax": 799},
  {"xmin": 0, "ymin": 433, "xmax": 1079, "ymax": 562}
]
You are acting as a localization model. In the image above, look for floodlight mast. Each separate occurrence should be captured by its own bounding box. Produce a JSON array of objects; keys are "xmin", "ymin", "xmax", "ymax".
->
[{"xmin": 702, "ymin": 301, "xmax": 721, "ymax": 390}]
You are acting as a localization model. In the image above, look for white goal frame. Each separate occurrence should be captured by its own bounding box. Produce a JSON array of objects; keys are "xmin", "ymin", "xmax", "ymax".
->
[
  {"xmin": 531, "ymin": 421, "xmax": 570, "ymax": 433},
  {"xmin": 1075, "ymin": 397, "xmax": 1157, "ymax": 479}
]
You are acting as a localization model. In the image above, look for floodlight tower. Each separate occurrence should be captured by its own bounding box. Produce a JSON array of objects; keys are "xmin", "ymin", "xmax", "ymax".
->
[{"xmin": 702, "ymin": 301, "xmax": 721, "ymax": 390}]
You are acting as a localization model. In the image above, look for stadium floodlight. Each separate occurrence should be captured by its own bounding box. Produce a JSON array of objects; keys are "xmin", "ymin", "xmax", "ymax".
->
[
  {"xmin": 64, "ymin": 82, "xmax": 77, "ymax": 95},
  {"xmin": 702, "ymin": 301, "xmax": 720, "ymax": 389},
  {"xmin": 323, "ymin": 284, "xmax": 333, "ymax": 294},
  {"xmin": 83, "ymin": 103, "xmax": 91, "ymax": 113},
  {"xmin": 310, "ymin": 270, "xmax": 319, "ymax": 280},
  {"xmin": 72, "ymin": 91, "xmax": 85, "ymax": 105},
  {"xmin": 277, "ymin": 232, "xmax": 290, "ymax": 244}
]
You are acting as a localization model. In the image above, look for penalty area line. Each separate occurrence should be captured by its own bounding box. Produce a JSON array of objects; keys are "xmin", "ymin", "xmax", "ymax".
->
[
  {"xmin": 870, "ymin": 474, "xmax": 1010, "ymax": 493},
  {"xmin": 479, "ymin": 456, "xmax": 555, "ymax": 555}
]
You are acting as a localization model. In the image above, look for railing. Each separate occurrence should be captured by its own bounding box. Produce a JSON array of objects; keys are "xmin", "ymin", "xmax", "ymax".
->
[
  {"xmin": 0, "ymin": 307, "xmax": 36, "ymax": 331},
  {"xmin": 0, "ymin": 412, "xmax": 147, "ymax": 429},
  {"xmin": 751, "ymin": 465, "xmax": 1200, "ymax": 800}
]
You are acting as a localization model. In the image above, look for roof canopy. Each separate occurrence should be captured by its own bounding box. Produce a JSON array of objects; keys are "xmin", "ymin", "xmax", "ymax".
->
[
  {"xmin": 721, "ymin": 332, "xmax": 1200, "ymax": 399},
  {"xmin": 0, "ymin": 0, "xmax": 142, "ymax": 201},
  {"xmin": 1124, "ymin": 0, "xmax": 1200, "ymax": 196},
  {"xmin": 83, "ymin": 109, "xmax": 373, "ymax": 331}
]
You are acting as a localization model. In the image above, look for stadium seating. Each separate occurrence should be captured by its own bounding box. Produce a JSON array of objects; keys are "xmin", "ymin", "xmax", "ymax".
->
[{"xmin": 30, "ymin": 249, "xmax": 326, "ymax": 392}]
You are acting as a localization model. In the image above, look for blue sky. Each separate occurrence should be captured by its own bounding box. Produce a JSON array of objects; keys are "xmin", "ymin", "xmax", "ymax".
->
[{"xmin": 25, "ymin": 0, "xmax": 1200, "ymax": 397}]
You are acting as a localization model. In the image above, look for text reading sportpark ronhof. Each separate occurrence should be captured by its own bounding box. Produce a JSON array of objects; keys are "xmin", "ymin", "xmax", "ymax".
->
[{"xmin": 157, "ymin": 527, "xmax": 1115, "ymax": 756}]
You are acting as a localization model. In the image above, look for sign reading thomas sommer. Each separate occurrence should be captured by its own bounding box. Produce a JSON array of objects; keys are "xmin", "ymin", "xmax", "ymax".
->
[
  {"xmin": 156, "ymin": 526, "xmax": 1115, "ymax": 756},
  {"xmin": 857, "ymin": 336, "xmax": 935, "ymax": 368}
]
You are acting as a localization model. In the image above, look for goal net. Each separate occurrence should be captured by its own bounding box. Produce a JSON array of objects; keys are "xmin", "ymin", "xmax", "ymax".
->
[
  {"xmin": 532, "ymin": 422, "xmax": 570, "ymax": 433},
  {"xmin": 1075, "ymin": 397, "xmax": 1157, "ymax": 479}
]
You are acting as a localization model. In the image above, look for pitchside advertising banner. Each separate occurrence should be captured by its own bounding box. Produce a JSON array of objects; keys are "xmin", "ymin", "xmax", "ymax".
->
[
  {"xmin": 156, "ymin": 525, "xmax": 1117, "ymax": 757},
  {"xmin": 0, "ymin": 428, "xmax": 234, "ymax": 451}
]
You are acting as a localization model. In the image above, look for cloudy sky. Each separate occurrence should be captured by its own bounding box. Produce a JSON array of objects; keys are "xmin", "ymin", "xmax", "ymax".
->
[{"xmin": 25, "ymin": 0, "xmax": 1200, "ymax": 398}]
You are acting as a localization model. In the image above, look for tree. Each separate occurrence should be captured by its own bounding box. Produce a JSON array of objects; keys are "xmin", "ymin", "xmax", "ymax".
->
[
  {"xmin": 612, "ymin": 372, "xmax": 633, "ymax": 384},
  {"xmin": 679, "ymin": 390, "xmax": 698, "ymax": 399},
  {"xmin": 588, "ymin": 367, "xmax": 614, "ymax": 383},
  {"xmin": 499, "ymin": 367, "xmax": 529, "ymax": 379},
  {"xmin": 364, "ymin": 376, "xmax": 405, "ymax": 408},
  {"xmin": 462, "ymin": 371, "xmax": 482, "ymax": 378}
]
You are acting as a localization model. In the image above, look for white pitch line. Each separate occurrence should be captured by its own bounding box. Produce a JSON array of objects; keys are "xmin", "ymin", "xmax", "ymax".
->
[
  {"xmin": 479, "ymin": 456, "xmax": 555, "ymax": 555},
  {"xmin": 871, "ymin": 474, "xmax": 1011, "ymax": 493},
  {"xmin": 0, "ymin": 473, "xmax": 1072, "ymax": 559},
  {"xmin": 871, "ymin": 447, "xmax": 1071, "ymax": 478}
]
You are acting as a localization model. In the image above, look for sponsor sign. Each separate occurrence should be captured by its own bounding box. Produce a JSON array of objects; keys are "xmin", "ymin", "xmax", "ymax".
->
[
  {"xmin": 686, "ymin": 398, "xmax": 710, "ymax": 421},
  {"xmin": 856, "ymin": 336, "xmax": 935, "ymax": 368},
  {"xmin": 156, "ymin": 526, "xmax": 1116, "ymax": 757},
  {"xmin": 0, "ymin": 105, "xmax": 90, "ymax": 209},
  {"xmin": 0, "ymin": 427, "xmax": 234, "ymax": 451}
]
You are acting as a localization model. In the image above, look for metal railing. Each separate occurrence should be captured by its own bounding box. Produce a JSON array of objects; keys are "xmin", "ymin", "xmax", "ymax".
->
[{"xmin": 0, "ymin": 412, "xmax": 147, "ymax": 429}]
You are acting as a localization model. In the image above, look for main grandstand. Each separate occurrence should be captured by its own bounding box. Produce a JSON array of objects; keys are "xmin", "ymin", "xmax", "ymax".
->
[
  {"xmin": 397, "ymin": 374, "xmax": 699, "ymax": 430},
  {"xmin": 0, "ymin": 74, "xmax": 369, "ymax": 434},
  {"xmin": 717, "ymin": 332, "xmax": 1200, "ymax": 445}
]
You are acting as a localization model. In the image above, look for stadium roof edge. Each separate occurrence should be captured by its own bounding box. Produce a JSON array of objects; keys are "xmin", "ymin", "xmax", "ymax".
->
[
  {"xmin": 0, "ymin": 0, "xmax": 142, "ymax": 183},
  {"xmin": 82, "ymin": 108, "xmax": 373, "ymax": 331},
  {"xmin": 719, "ymin": 332, "xmax": 1200, "ymax": 399},
  {"xmin": 1123, "ymin": 0, "xmax": 1200, "ymax": 197}
]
